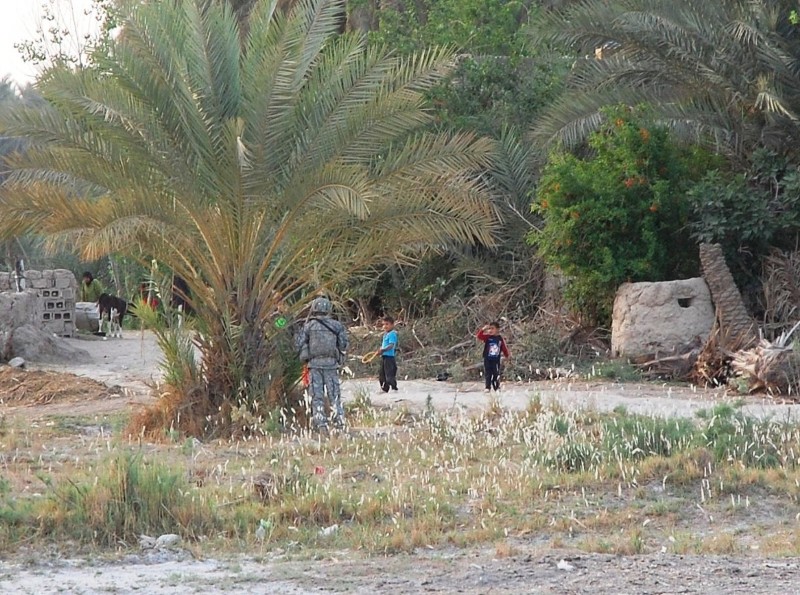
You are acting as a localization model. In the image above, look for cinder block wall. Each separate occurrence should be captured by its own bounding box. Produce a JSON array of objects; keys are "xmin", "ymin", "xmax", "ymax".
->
[{"xmin": 0, "ymin": 270, "xmax": 77, "ymax": 337}]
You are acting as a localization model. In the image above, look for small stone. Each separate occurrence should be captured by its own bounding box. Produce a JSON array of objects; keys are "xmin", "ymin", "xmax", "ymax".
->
[
  {"xmin": 319, "ymin": 524, "xmax": 338, "ymax": 537},
  {"xmin": 154, "ymin": 533, "xmax": 181, "ymax": 549},
  {"xmin": 8, "ymin": 357, "xmax": 25, "ymax": 368},
  {"xmin": 557, "ymin": 559, "xmax": 575, "ymax": 571}
]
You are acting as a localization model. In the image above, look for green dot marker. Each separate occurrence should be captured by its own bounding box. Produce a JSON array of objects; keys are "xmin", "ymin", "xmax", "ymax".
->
[{"xmin": 274, "ymin": 317, "xmax": 287, "ymax": 329}]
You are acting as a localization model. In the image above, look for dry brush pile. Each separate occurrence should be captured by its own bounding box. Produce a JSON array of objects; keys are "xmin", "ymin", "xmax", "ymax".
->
[
  {"xmin": 346, "ymin": 292, "xmax": 608, "ymax": 384},
  {"xmin": 639, "ymin": 245, "xmax": 800, "ymax": 400}
]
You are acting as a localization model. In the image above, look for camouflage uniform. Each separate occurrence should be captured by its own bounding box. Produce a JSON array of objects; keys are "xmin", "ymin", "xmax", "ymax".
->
[{"xmin": 296, "ymin": 298, "xmax": 349, "ymax": 430}]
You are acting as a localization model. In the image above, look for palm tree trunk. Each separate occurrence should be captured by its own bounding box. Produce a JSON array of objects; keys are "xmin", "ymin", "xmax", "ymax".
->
[{"xmin": 699, "ymin": 243, "xmax": 757, "ymax": 349}]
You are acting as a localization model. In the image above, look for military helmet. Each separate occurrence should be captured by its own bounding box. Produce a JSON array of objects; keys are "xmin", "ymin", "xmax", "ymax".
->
[{"xmin": 310, "ymin": 296, "xmax": 332, "ymax": 315}]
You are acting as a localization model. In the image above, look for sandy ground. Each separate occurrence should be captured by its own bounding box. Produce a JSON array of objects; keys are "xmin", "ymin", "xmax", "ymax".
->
[
  {"xmin": 3, "ymin": 331, "xmax": 800, "ymax": 594},
  {"xmin": 30, "ymin": 330, "xmax": 800, "ymax": 422}
]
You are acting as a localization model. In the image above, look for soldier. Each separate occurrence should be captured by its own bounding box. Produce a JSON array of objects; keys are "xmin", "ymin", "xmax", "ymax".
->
[{"xmin": 295, "ymin": 297, "xmax": 349, "ymax": 433}]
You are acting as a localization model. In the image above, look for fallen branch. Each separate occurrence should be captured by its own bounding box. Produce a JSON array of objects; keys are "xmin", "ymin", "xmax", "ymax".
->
[
  {"xmin": 636, "ymin": 349, "xmax": 700, "ymax": 380},
  {"xmin": 447, "ymin": 339, "xmax": 473, "ymax": 353},
  {"xmin": 410, "ymin": 324, "xmax": 425, "ymax": 349}
]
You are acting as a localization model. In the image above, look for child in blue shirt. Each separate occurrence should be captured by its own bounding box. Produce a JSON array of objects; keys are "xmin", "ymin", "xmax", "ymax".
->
[{"xmin": 378, "ymin": 315, "xmax": 398, "ymax": 392}]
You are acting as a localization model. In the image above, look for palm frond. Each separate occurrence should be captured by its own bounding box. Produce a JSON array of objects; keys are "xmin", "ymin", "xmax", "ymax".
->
[{"xmin": 530, "ymin": 0, "xmax": 800, "ymax": 158}]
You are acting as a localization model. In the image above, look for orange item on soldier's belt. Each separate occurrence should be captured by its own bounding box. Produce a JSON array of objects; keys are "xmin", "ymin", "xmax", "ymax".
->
[{"xmin": 301, "ymin": 364, "xmax": 310, "ymax": 388}]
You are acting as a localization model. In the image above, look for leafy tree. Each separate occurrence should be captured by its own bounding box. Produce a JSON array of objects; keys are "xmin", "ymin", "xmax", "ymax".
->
[
  {"xmin": 367, "ymin": 0, "xmax": 526, "ymax": 56},
  {"xmin": 369, "ymin": 0, "xmax": 568, "ymax": 137},
  {"xmin": 531, "ymin": 0, "xmax": 800, "ymax": 161},
  {"xmin": 530, "ymin": 106, "xmax": 704, "ymax": 326},
  {"xmin": 15, "ymin": 0, "xmax": 118, "ymax": 70},
  {"xmin": 686, "ymin": 148, "xmax": 800, "ymax": 306},
  {"xmin": 0, "ymin": 0, "xmax": 498, "ymax": 435}
]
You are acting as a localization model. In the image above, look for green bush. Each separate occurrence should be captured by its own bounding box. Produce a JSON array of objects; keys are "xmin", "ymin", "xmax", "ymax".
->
[{"xmin": 530, "ymin": 106, "xmax": 707, "ymax": 326}]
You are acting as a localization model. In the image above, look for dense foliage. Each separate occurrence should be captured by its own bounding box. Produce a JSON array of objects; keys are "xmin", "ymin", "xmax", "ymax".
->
[
  {"xmin": 531, "ymin": 107, "xmax": 706, "ymax": 325},
  {"xmin": 340, "ymin": 1, "xmax": 567, "ymax": 318},
  {"xmin": 686, "ymin": 148, "xmax": 800, "ymax": 304},
  {"xmin": 9, "ymin": 0, "xmax": 800, "ymax": 346},
  {"xmin": 367, "ymin": 0, "xmax": 567, "ymax": 137}
]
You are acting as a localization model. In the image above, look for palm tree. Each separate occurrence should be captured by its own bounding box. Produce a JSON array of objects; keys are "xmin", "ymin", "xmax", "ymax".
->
[
  {"xmin": 0, "ymin": 0, "xmax": 498, "ymax": 434},
  {"xmin": 699, "ymin": 243, "xmax": 757, "ymax": 349},
  {"xmin": 530, "ymin": 0, "xmax": 800, "ymax": 159}
]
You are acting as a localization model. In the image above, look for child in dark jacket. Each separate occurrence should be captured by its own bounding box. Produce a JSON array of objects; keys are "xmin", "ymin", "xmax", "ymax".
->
[{"xmin": 476, "ymin": 321, "xmax": 510, "ymax": 392}]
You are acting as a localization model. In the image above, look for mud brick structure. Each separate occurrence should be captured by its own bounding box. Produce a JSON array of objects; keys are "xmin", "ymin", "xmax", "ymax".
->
[{"xmin": 612, "ymin": 278, "xmax": 715, "ymax": 359}]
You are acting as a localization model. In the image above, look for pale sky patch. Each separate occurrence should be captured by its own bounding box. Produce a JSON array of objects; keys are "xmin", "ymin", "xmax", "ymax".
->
[{"xmin": 0, "ymin": 0, "xmax": 102, "ymax": 88}]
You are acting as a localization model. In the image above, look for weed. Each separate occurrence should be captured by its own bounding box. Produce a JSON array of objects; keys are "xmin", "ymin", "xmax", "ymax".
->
[
  {"xmin": 526, "ymin": 394, "xmax": 543, "ymax": 415},
  {"xmin": 545, "ymin": 442, "xmax": 602, "ymax": 473},
  {"xmin": 702, "ymin": 532, "xmax": 739, "ymax": 554},
  {"xmin": 615, "ymin": 528, "xmax": 646, "ymax": 555},
  {"xmin": 485, "ymin": 393, "xmax": 504, "ymax": 420},
  {"xmin": 604, "ymin": 415, "xmax": 696, "ymax": 460},
  {"xmin": 40, "ymin": 452, "xmax": 218, "ymax": 547},
  {"xmin": 346, "ymin": 386, "xmax": 375, "ymax": 426},
  {"xmin": 699, "ymin": 406, "xmax": 787, "ymax": 469},
  {"xmin": 494, "ymin": 539, "xmax": 517, "ymax": 558},
  {"xmin": 447, "ymin": 362, "xmax": 467, "ymax": 383},
  {"xmin": 552, "ymin": 416, "xmax": 570, "ymax": 436},
  {"xmin": 589, "ymin": 361, "xmax": 642, "ymax": 382}
]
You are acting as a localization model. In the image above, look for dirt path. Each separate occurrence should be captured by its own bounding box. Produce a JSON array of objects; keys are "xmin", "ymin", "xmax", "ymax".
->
[
  {"xmin": 4, "ymin": 331, "xmax": 800, "ymax": 594},
  {"xmin": 26, "ymin": 331, "xmax": 800, "ymax": 422},
  {"xmin": 2, "ymin": 547, "xmax": 800, "ymax": 594}
]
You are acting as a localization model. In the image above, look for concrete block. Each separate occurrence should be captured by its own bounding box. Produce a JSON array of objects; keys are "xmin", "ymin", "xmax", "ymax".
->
[{"xmin": 0, "ymin": 290, "xmax": 43, "ymax": 330}]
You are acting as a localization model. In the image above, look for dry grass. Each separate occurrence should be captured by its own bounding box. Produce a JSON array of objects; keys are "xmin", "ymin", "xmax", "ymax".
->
[
  {"xmin": 3, "ymin": 391, "xmax": 800, "ymax": 557},
  {"xmin": 0, "ymin": 368, "xmax": 115, "ymax": 405}
]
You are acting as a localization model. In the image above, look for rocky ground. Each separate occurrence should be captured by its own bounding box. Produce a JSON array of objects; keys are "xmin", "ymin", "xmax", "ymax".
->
[{"xmin": 2, "ymin": 331, "xmax": 800, "ymax": 594}]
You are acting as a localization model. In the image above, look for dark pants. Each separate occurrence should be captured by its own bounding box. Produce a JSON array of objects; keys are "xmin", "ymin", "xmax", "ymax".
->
[
  {"xmin": 484, "ymin": 359, "xmax": 501, "ymax": 390},
  {"xmin": 379, "ymin": 356, "xmax": 398, "ymax": 392}
]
